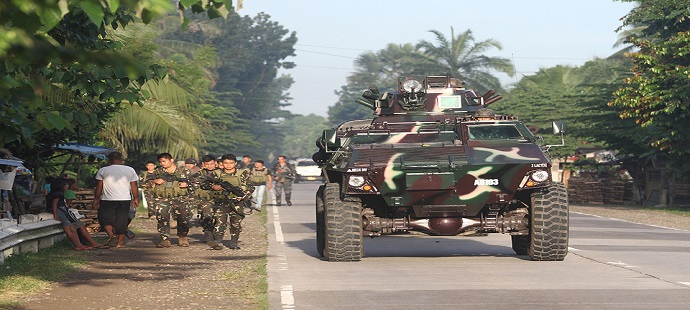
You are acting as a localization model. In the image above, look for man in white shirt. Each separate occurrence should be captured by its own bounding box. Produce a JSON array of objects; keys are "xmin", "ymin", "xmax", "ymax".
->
[{"xmin": 92, "ymin": 151, "xmax": 139, "ymax": 248}]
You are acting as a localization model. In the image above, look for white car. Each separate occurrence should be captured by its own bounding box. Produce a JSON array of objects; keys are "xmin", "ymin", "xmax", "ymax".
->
[{"xmin": 294, "ymin": 158, "xmax": 323, "ymax": 183}]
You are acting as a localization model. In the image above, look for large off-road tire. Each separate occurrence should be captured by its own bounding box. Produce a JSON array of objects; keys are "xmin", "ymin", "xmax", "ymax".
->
[
  {"xmin": 324, "ymin": 183, "xmax": 363, "ymax": 262},
  {"xmin": 528, "ymin": 182, "xmax": 569, "ymax": 261},
  {"xmin": 511, "ymin": 235, "xmax": 529, "ymax": 255},
  {"xmin": 315, "ymin": 185, "xmax": 326, "ymax": 257}
]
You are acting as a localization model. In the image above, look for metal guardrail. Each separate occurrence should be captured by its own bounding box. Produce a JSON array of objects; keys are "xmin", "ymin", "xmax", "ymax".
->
[{"xmin": 0, "ymin": 212, "xmax": 65, "ymax": 264}]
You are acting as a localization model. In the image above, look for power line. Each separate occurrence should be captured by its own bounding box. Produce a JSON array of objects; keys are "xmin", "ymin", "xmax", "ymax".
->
[
  {"xmin": 295, "ymin": 49, "xmax": 357, "ymax": 59},
  {"xmin": 296, "ymin": 44, "xmax": 370, "ymax": 52}
]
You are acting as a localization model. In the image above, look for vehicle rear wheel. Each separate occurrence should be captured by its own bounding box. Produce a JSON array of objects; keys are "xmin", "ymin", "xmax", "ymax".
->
[
  {"xmin": 324, "ymin": 183, "xmax": 363, "ymax": 261},
  {"xmin": 528, "ymin": 182, "xmax": 569, "ymax": 261},
  {"xmin": 511, "ymin": 235, "xmax": 529, "ymax": 255},
  {"xmin": 315, "ymin": 185, "xmax": 326, "ymax": 257}
]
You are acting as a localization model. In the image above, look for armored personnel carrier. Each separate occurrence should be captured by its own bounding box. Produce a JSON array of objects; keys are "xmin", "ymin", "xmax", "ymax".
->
[{"xmin": 313, "ymin": 75, "xmax": 568, "ymax": 262}]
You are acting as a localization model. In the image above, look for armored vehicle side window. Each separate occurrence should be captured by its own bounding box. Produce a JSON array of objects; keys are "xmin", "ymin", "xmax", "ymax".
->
[
  {"xmin": 468, "ymin": 124, "xmax": 524, "ymax": 140},
  {"xmin": 437, "ymin": 96, "xmax": 463, "ymax": 109}
]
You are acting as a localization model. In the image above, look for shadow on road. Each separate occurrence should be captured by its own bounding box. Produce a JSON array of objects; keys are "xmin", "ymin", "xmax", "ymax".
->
[{"xmin": 286, "ymin": 224, "xmax": 530, "ymax": 261}]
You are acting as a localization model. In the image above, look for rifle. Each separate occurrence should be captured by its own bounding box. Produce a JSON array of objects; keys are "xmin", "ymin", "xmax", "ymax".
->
[
  {"xmin": 196, "ymin": 173, "xmax": 261, "ymax": 214},
  {"xmin": 144, "ymin": 173, "xmax": 189, "ymax": 183}
]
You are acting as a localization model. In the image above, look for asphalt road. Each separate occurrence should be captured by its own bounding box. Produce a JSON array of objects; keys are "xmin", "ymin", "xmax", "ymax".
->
[{"xmin": 267, "ymin": 183, "xmax": 690, "ymax": 310}]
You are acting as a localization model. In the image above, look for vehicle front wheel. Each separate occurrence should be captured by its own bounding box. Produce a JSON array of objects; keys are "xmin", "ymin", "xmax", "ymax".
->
[
  {"xmin": 528, "ymin": 182, "xmax": 569, "ymax": 261},
  {"xmin": 323, "ymin": 183, "xmax": 363, "ymax": 262},
  {"xmin": 511, "ymin": 235, "xmax": 529, "ymax": 255},
  {"xmin": 315, "ymin": 185, "xmax": 326, "ymax": 257}
]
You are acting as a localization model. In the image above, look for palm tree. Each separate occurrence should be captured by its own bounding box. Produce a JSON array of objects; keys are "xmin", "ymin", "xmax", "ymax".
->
[
  {"xmin": 101, "ymin": 21, "xmax": 213, "ymax": 159},
  {"xmin": 416, "ymin": 27, "xmax": 514, "ymax": 92},
  {"xmin": 100, "ymin": 80, "xmax": 207, "ymax": 160},
  {"xmin": 349, "ymin": 43, "xmax": 428, "ymax": 90}
]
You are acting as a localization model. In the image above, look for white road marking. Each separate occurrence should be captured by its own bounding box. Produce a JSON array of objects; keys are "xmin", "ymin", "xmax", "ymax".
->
[
  {"xmin": 273, "ymin": 205, "xmax": 295, "ymax": 307},
  {"xmin": 607, "ymin": 261, "xmax": 638, "ymax": 268},
  {"xmin": 679, "ymin": 282, "xmax": 690, "ymax": 286},
  {"xmin": 281, "ymin": 285, "xmax": 295, "ymax": 309},
  {"xmin": 273, "ymin": 205, "xmax": 285, "ymax": 244},
  {"xmin": 568, "ymin": 247, "xmax": 581, "ymax": 251}
]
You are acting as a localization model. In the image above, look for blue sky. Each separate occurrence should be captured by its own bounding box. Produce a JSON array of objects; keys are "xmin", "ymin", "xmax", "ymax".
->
[{"xmin": 240, "ymin": 0, "xmax": 637, "ymax": 117}]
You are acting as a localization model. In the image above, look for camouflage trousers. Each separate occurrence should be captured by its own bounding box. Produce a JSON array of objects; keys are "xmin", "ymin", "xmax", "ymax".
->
[
  {"xmin": 217, "ymin": 199, "xmax": 244, "ymax": 239},
  {"xmin": 274, "ymin": 181, "xmax": 292, "ymax": 204},
  {"xmin": 198, "ymin": 200, "xmax": 227, "ymax": 237},
  {"xmin": 154, "ymin": 196, "xmax": 192, "ymax": 241},
  {"xmin": 142, "ymin": 189, "xmax": 154, "ymax": 217}
]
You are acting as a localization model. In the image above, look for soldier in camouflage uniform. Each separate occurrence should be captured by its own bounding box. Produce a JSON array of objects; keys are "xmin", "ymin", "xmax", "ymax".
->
[
  {"xmin": 138, "ymin": 161, "xmax": 157, "ymax": 219},
  {"xmin": 216, "ymin": 154, "xmax": 254, "ymax": 249},
  {"xmin": 151, "ymin": 153, "xmax": 194, "ymax": 248},
  {"xmin": 190, "ymin": 155, "xmax": 226, "ymax": 250},
  {"xmin": 272, "ymin": 155, "xmax": 296, "ymax": 206}
]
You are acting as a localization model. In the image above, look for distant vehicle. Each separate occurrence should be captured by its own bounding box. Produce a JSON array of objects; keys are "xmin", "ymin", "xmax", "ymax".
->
[{"xmin": 294, "ymin": 158, "xmax": 323, "ymax": 183}]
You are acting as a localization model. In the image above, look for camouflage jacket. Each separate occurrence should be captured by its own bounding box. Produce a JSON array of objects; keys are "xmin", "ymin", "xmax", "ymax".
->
[
  {"xmin": 272, "ymin": 163, "xmax": 296, "ymax": 183},
  {"xmin": 138, "ymin": 170, "xmax": 156, "ymax": 189},
  {"xmin": 150, "ymin": 165, "xmax": 193, "ymax": 198},
  {"xmin": 217, "ymin": 168, "xmax": 255, "ymax": 200},
  {"xmin": 189, "ymin": 168, "xmax": 223, "ymax": 200}
]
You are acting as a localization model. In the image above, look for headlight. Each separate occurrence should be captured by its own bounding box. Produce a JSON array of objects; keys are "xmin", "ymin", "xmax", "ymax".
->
[
  {"xmin": 530, "ymin": 170, "xmax": 550, "ymax": 182},
  {"xmin": 402, "ymin": 79, "xmax": 422, "ymax": 92},
  {"xmin": 348, "ymin": 175, "xmax": 366, "ymax": 187}
]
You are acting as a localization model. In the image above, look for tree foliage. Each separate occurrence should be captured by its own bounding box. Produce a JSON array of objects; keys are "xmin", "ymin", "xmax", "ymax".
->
[
  {"xmin": 159, "ymin": 12, "xmax": 297, "ymax": 157},
  {"xmin": 328, "ymin": 29, "xmax": 513, "ymax": 125},
  {"xmin": 611, "ymin": 0, "xmax": 690, "ymax": 165},
  {"xmin": 0, "ymin": 0, "xmax": 234, "ymax": 172},
  {"xmin": 278, "ymin": 114, "xmax": 329, "ymax": 160},
  {"xmin": 417, "ymin": 28, "xmax": 515, "ymax": 93}
]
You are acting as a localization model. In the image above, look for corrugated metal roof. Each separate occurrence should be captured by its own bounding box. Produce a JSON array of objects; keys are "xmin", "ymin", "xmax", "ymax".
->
[
  {"xmin": 0, "ymin": 159, "xmax": 23, "ymax": 166},
  {"xmin": 57, "ymin": 143, "xmax": 113, "ymax": 159}
]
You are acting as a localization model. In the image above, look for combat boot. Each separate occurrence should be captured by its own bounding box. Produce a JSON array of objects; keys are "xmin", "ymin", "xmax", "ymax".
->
[
  {"xmin": 286, "ymin": 194, "xmax": 292, "ymax": 206},
  {"xmin": 207, "ymin": 241, "xmax": 224, "ymax": 250},
  {"xmin": 156, "ymin": 239, "xmax": 172, "ymax": 248},
  {"xmin": 275, "ymin": 194, "xmax": 282, "ymax": 206},
  {"xmin": 228, "ymin": 234, "xmax": 241, "ymax": 249},
  {"xmin": 203, "ymin": 231, "xmax": 213, "ymax": 243},
  {"xmin": 178, "ymin": 236, "xmax": 189, "ymax": 247}
]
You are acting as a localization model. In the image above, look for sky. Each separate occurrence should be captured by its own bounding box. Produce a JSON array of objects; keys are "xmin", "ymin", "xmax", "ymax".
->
[{"xmin": 239, "ymin": 0, "xmax": 637, "ymax": 117}]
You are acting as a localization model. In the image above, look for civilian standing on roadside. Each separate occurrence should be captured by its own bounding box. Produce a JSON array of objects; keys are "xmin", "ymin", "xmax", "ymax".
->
[
  {"xmin": 250, "ymin": 160, "xmax": 272, "ymax": 210},
  {"xmin": 92, "ymin": 151, "xmax": 139, "ymax": 248}
]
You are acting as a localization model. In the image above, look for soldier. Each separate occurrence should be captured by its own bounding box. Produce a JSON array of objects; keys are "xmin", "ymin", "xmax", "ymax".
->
[
  {"xmin": 191, "ymin": 155, "xmax": 226, "ymax": 250},
  {"xmin": 238, "ymin": 155, "xmax": 253, "ymax": 212},
  {"xmin": 272, "ymin": 155, "xmax": 296, "ymax": 206},
  {"xmin": 216, "ymin": 154, "xmax": 254, "ymax": 249},
  {"xmin": 250, "ymin": 160, "xmax": 272, "ymax": 210},
  {"xmin": 238, "ymin": 155, "xmax": 252, "ymax": 171},
  {"xmin": 185, "ymin": 158, "xmax": 201, "ymax": 173},
  {"xmin": 475, "ymin": 108, "xmax": 495, "ymax": 121},
  {"xmin": 151, "ymin": 153, "xmax": 194, "ymax": 248},
  {"xmin": 138, "ymin": 161, "xmax": 157, "ymax": 219}
]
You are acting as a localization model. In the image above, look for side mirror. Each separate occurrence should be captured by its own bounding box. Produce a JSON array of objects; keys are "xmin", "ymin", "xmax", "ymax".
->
[
  {"xmin": 552, "ymin": 121, "xmax": 566, "ymax": 135},
  {"xmin": 322, "ymin": 129, "xmax": 340, "ymax": 148}
]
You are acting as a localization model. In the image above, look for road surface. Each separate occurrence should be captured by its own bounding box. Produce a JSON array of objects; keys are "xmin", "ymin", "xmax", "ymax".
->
[{"xmin": 267, "ymin": 183, "xmax": 690, "ymax": 309}]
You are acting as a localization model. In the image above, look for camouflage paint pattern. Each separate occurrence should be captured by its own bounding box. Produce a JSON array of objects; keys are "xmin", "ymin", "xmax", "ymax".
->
[{"xmin": 316, "ymin": 76, "xmax": 553, "ymax": 219}]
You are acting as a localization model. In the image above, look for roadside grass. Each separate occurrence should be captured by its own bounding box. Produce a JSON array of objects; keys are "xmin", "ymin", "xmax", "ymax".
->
[
  {"xmin": 223, "ymin": 209, "xmax": 268, "ymax": 310},
  {"xmin": 0, "ymin": 239, "xmax": 91, "ymax": 309}
]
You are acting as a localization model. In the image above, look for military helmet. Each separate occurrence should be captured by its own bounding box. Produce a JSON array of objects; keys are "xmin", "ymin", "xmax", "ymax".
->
[{"xmin": 475, "ymin": 108, "xmax": 495, "ymax": 118}]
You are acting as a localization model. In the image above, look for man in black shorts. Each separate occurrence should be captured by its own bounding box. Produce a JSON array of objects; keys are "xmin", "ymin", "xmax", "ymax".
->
[{"xmin": 93, "ymin": 151, "xmax": 139, "ymax": 248}]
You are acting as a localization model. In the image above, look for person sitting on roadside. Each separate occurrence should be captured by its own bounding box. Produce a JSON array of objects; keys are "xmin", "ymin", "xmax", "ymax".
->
[{"xmin": 48, "ymin": 178, "xmax": 109, "ymax": 250}]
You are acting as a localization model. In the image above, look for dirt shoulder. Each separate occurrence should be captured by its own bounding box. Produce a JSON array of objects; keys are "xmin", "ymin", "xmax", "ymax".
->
[
  {"xmin": 571, "ymin": 204, "xmax": 690, "ymax": 231},
  {"xmin": 16, "ymin": 211, "xmax": 267, "ymax": 310}
]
